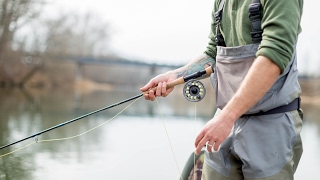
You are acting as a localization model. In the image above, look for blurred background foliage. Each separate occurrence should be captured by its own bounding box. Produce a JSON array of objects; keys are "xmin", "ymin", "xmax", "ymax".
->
[{"xmin": 0, "ymin": 0, "xmax": 117, "ymax": 90}]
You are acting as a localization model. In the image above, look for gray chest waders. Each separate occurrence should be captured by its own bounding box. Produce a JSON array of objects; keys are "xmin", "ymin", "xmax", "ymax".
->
[
  {"xmin": 203, "ymin": 1, "xmax": 303, "ymax": 179},
  {"xmin": 211, "ymin": 0, "xmax": 301, "ymax": 116}
]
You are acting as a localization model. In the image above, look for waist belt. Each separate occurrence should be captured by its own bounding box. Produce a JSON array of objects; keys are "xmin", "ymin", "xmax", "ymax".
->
[{"xmin": 241, "ymin": 97, "xmax": 301, "ymax": 118}]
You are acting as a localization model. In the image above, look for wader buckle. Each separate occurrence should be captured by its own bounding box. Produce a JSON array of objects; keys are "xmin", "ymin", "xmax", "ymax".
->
[{"xmin": 249, "ymin": 1, "xmax": 263, "ymax": 43}]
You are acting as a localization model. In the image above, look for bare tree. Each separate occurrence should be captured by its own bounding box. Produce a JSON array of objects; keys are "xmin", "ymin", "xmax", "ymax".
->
[
  {"xmin": 0, "ymin": 0, "xmax": 43, "ymax": 55},
  {"xmin": 1, "ymin": 7, "xmax": 111, "ymax": 88},
  {"xmin": 43, "ymin": 12, "xmax": 111, "ymax": 57}
]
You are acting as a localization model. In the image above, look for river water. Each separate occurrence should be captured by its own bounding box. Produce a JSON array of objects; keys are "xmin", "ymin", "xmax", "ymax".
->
[{"xmin": 0, "ymin": 87, "xmax": 319, "ymax": 180}]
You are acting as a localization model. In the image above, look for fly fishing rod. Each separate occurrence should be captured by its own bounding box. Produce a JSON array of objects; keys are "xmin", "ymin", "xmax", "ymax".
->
[{"xmin": 0, "ymin": 66, "xmax": 213, "ymax": 150}]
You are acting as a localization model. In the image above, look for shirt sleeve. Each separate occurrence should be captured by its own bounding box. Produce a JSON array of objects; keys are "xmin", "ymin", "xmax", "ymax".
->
[
  {"xmin": 256, "ymin": 0, "xmax": 303, "ymax": 73},
  {"xmin": 205, "ymin": 31, "xmax": 217, "ymax": 61},
  {"xmin": 204, "ymin": 0, "xmax": 219, "ymax": 61}
]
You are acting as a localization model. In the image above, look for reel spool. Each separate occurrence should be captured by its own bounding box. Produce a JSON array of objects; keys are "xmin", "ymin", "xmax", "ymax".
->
[{"xmin": 183, "ymin": 79, "xmax": 206, "ymax": 102}]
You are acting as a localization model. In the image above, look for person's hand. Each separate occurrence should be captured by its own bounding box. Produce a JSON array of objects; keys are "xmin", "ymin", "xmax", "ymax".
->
[
  {"xmin": 194, "ymin": 114, "xmax": 234, "ymax": 154},
  {"xmin": 140, "ymin": 72, "xmax": 177, "ymax": 101}
]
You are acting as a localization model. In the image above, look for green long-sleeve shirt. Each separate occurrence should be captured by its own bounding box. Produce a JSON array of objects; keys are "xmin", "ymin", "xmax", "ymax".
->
[{"xmin": 205, "ymin": 0, "xmax": 303, "ymax": 73}]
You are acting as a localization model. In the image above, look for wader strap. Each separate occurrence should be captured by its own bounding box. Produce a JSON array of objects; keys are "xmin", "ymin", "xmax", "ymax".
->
[
  {"xmin": 241, "ymin": 98, "xmax": 301, "ymax": 118},
  {"xmin": 249, "ymin": 0, "xmax": 263, "ymax": 43},
  {"xmin": 215, "ymin": 0, "xmax": 262, "ymax": 45},
  {"xmin": 214, "ymin": 0, "xmax": 226, "ymax": 46}
]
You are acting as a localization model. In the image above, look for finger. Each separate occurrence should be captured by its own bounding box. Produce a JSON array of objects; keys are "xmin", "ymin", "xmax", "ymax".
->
[
  {"xmin": 156, "ymin": 82, "xmax": 162, "ymax": 96},
  {"xmin": 161, "ymin": 82, "xmax": 167, "ymax": 97},
  {"xmin": 144, "ymin": 90, "xmax": 155, "ymax": 101},
  {"xmin": 213, "ymin": 140, "xmax": 221, "ymax": 151},
  {"xmin": 195, "ymin": 131, "xmax": 205, "ymax": 147},
  {"xmin": 195, "ymin": 138, "xmax": 207, "ymax": 155},
  {"xmin": 149, "ymin": 90, "xmax": 156, "ymax": 101},
  {"xmin": 143, "ymin": 93, "xmax": 150, "ymax": 100},
  {"xmin": 206, "ymin": 141, "xmax": 215, "ymax": 152}
]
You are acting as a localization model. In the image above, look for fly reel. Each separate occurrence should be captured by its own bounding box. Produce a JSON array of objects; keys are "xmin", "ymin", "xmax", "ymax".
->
[{"xmin": 183, "ymin": 79, "xmax": 206, "ymax": 102}]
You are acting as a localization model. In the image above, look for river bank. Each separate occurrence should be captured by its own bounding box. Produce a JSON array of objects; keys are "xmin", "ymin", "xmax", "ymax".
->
[{"xmin": 1, "ymin": 59, "xmax": 319, "ymax": 106}]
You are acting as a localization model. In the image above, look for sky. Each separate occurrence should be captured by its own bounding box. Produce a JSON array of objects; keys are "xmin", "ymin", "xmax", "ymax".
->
[{"xmin": 42, "ymin": 0, "xmax": 320, "ymax": 76}]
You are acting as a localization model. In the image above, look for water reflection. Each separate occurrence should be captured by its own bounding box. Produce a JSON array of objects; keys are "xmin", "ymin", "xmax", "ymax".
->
[
  {"xmin": 0, "ymin": 86, "xmax": 319, "ymax": 180},
  {"xmin": 0, "ymin": 85, "xmax": 215, "ymax": 180}
]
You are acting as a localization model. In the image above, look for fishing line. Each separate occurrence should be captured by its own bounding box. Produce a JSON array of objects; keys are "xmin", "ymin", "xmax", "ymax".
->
[
  {"xmin": 155, "ymin": 98, "xmax": 184, "ymax": 180},
  {"xmin": 0, "ymin": 142, "xmax": 36, "ymax": 158},
  {"xmin": 182, "ymin": 79, "xmax": 204, "ymax": 180},
  {"xmin": 194, "ymin": 102, "xmax": 197, "ymax": 180},
  {"xmin": 0, "ymin": 96, "xmax": 142, "ymax": 158},
  {"xmin": 39, "ymin": 96, "xmax": 141, "ymax": 143}
]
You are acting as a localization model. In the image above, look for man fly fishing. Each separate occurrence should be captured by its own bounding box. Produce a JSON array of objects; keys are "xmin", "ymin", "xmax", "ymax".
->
[{"xmin": 141, "ymin": 0, "xmax": 304, "ymax": 179}]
